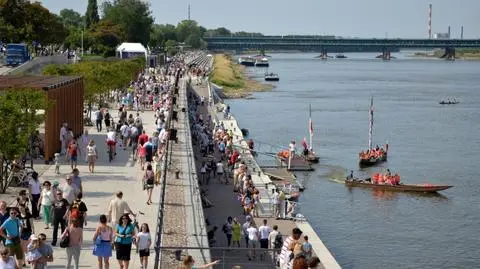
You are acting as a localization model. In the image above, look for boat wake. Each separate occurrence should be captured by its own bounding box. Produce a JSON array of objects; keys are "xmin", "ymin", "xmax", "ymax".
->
[{"xmin": 321, "ymin": 165, "xmax": 347, "ymax": 184}]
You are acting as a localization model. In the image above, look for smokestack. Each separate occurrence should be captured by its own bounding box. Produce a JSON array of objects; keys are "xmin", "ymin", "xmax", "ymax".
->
[
  {"xmin": 428, "ymin": 4, "xmax": 432, "ymax": 39},
  {"xmin": 461, "ymin": 26, "xmax": 464, "ymax": 39},
  {"xmin": 448, "ymin": 26, "xmax": 451, "ymax": 39}
]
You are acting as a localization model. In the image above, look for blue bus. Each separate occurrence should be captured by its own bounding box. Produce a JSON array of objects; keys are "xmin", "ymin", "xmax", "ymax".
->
[{"xmin": 5, "ymin": 43, "xmax": 30, "ymax": 66}]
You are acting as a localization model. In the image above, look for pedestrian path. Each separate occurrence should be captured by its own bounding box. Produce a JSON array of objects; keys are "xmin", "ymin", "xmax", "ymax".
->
[{"xmin": 32, "ymin": 108, "xmax": 162, "ymax": 268}]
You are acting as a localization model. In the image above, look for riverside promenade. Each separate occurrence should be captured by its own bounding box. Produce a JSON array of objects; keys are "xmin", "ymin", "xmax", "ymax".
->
[
  {"xmin": 18, "ymin": 108, "xmax": 163, "ymax": 268},
  {"xmin": 0, "ymin": 72, "xmax": 210, "ymax": 268},
  {"xmin": 189, "ymin": 75, "xmax": 342, "ymax": 269}
]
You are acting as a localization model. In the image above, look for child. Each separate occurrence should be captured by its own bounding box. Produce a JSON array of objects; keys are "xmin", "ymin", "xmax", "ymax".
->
[
  {"xmin": 54, "ymin": 153, "xmax": 60, "ymax": 174},
  {"xmin": 26, "ymin": 234, "xmax": 42, "ymax": 268},
  {"xmin": 135, "ymin": 223, "xmax": 152, "ymax": 269}
]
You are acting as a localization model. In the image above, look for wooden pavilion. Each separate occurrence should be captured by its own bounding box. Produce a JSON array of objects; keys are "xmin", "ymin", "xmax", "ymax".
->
[{"xmin": 0, "ymin": 75, "xmax": 84, "ymax": 161}]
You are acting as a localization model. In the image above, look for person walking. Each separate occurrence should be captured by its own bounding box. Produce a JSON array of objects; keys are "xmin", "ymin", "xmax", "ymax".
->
[
  {"xmin": 18, "ymin": 204, "xmax": 34, "ymax": 267},
  {"xmin": 143, "ymin": 164, "xmax": 155, "ymax": 205},
  {"xmin": 51, "ymin": 190, "xmax": 69, "ymax": 246},
  {"xmin": 135, "ymin": 223, "xmax": 151, "ymax": 269},
  {"xmin": 28, "ymin": 172, "xmax": 41, "ymax": 219},
  {"xmin": 95, "ymin": 108, "xmax": 104, "ymax": 132},
  {"xmin": 93, "ymin": 215, "xmax": 113, "ymax": 269},
  {"xmin": 107, "ymin": 192, "xmax": 135, "ymax": 228},
  {"xmin": 67, "ymin": 138, "xmax": 80, "ymax": 170},
  {"xmin": 61, "ymin": 219, "xmax": 83, "ymax": 269},
  {"xmin": 37, "ymin": 181, "xmax": 54, "ymax": 231},
  {"xmin": 114, "ymin": 214, "xmax": 136, "ymax": 269},
  {"xmin": 81, "ymin": 130, "xmax": 90, "ymax": 163},
  {"xmin": 87, "ymin": 140, "xmax": 98, "ymax": 173},
  {"xmin": 222, "ymin": 216, "xmax": 233, "ymax": 248},
  {"xmin": 0, "ymin": 207, "xmax": 24, "ymax": 268}
]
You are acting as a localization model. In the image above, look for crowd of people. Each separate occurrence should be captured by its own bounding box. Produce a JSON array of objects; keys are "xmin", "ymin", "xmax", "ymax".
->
[
  {"xmin": 0, "ymin": 54, "xmax": 190, "ymax": 269},
  {"xmin": 186, "ymin": 63, "xmax": 322, "ymax": 269},
  {"xmin": 359, "ymin": 144, "xmax": 388, "ymax": 160}
]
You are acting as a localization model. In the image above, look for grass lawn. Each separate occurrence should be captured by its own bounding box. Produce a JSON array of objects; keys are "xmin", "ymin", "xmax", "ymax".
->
[{"xmin": 210, "ymin": 54, "xmax": 273, "ymax": 98}]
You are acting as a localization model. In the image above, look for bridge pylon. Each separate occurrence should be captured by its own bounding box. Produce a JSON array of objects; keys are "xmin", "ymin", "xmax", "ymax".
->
[
  {"xmin": 441, "ymin": 47, "xmax": 456, "ymax": 60},
  {"xmin": 376, "ymin": 47, "xmax": 392, "ymax": 60}
]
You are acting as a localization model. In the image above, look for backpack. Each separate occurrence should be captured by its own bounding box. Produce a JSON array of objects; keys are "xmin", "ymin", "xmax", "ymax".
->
[
  {"xmin": 134, "ymin": 117, "xmax": 142, "ymax": 128},
  {"xmin": 273, "ymin": 233, "xmax": 283, "ymax": 249},
  {"xmin": 70, "ymin": 200, "xmax": 83, "ymax": 220}
]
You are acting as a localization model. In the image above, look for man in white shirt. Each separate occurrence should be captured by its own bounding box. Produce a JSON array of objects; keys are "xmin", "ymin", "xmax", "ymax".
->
[
  {"xmin": 246, "ymin": 222, "xmax": 258, "ymax": 261},
  {"xmin": 107, "ymin": 191, "xmax": 136, "ymax": 227},
  {"xmin": 216, "ymin": 161, "xmax": 224, "ymax": 184},
  {"xmin": 258, "ymin": 219, "xmax": 272, "ymax": 260},
  {"xmin": 106, "ymin": 129, "xmax": 117, "ymax": 156},
  {"xmin": 268, "ymin": 225, "xmax": 280, "ymax": 250},
  {"xmin": 120, "ymin": 122, "xmax": 130, "ymax": 148},
  {"xmin": 61, "ymin": 176, "xmax": 77, "ymax": 203}
]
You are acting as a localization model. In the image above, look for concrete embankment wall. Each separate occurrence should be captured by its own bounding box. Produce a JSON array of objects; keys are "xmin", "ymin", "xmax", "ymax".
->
[
  {"xmin": 5, "ymin": 55, "xmax": 71, "ymax": 75},
  {"xmin": 178, "ymin": 77, "xmax": 212, "ymax": 263},
  {"xmin": 207, "ymin": 81, "xmax": 342, "ymax": 269}
]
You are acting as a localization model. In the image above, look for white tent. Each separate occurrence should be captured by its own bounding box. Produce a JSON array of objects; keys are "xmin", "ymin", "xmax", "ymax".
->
[{"xmin": 116, "ymin": 42, "xmax": 147, "ymax": 59}]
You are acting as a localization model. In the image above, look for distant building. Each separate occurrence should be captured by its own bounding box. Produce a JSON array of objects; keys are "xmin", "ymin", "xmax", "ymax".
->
[{"xmin": 434, "ymin": 33, "xmax": 450, "ymax": 40}]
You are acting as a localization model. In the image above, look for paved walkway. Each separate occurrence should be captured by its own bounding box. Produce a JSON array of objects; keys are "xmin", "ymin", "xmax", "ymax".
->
[
  {"xmin": 190, "ymin": 80, "xmax": 279, "ymax": 268},
  {"xmin": 29, "ymin": 108, "xmax": 162, "ymax": 268}
]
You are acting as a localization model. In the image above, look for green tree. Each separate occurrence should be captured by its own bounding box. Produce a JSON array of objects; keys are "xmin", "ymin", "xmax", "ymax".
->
[
  {"xmin": 59, "ymin": 9, "xmax": 84, "ymax": 28},
  {"xmin": 102, "ymin": 0, "xmax": 153, "ymax": 45},
  {"xmin": 85, "ymin": 0, "xmax": 99, "ymax": 28},
  {"xmin": 204, "ymin": 27, "xmax": 231, "ymax": 37},
  {"xmin": 164, "ymin": 39, "xmax": 177, "ymax": 55},
  {"xmin": 184, "ymin": 33, "xmax": 205, "ymax": 49},
  {"xmin": 0, "ymin": 89, "xmax": 50, "ymax": 192},
  {"xmin": 176, "ymin": 20, "xmax": 201, "ymax": 42},
  {"xmin": 88, "ymin": 20, "xmax": 124, "ymax": 57},
  {"xmin": 24, "ymin": 2, "xmax": 67, "ymax": 45}
]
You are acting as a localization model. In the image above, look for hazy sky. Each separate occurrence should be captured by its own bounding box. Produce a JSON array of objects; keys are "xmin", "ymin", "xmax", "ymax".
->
[{"xmin": 38, "ymin": 0, "xmax": 480, "ymax": 38}]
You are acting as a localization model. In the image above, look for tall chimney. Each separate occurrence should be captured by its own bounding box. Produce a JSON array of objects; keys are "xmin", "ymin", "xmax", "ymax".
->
[
  {"xmin": 448, "ymin": 26, "xmax": 451, "ymax": 39},
  {"xmin": 428, "ymin": 4, "xmax": 432, "ymax": 39},
  {"xmin": 461, "ymin": 26, "xmax": 464, "ymax": 39}
]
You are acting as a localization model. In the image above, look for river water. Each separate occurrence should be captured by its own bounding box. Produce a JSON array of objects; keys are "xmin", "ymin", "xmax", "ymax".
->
[{"xmin": 226, "ymin": 53, "xmax": 480, "ymax": 269}]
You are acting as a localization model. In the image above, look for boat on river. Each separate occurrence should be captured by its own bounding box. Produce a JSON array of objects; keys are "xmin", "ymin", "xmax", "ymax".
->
[
  {"xmin": 238, "ymin": 57, "xmax": 255, "ymax": 66},
  {"xmin": 255, "ymin": 57, "xmax": 269, "ymax": 67},
  {"xmin": 345, "ymin": 179, "xmax": 453, "ymax": 193},
  {"xmin": 264, "ymin": 72, "xmax": 280, "ymax": 81},
  {"xmin": 439, "ymin": 99, "xmax": 459, "ymax": 105},
  {"xmin": 358, "ymin": 97, "xmax": 388, "ymax": 167}
]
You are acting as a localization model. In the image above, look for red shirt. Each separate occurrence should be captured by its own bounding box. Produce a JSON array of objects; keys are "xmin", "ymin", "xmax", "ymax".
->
[{"xmin": 138, "ymin": 134, "xmax": 149, "ymax": 145}]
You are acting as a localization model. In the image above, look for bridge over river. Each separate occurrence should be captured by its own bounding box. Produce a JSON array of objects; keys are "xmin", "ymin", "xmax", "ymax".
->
[{"xmin": 205, "ymin": 36, "xmax": 480, "ymax": 59}]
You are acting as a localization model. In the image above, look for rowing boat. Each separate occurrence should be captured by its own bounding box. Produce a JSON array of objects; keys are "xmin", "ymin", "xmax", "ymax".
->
[{"xmin": 345, "ymin": 179, "xmax": 453, "ymax": 193}]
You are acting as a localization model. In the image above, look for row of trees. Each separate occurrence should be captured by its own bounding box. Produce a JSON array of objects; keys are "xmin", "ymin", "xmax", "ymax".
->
[
  {"xmin": 1, "ymin": 0, "xmax": 263, "ymax": 56},
  {"xmin": 43, "ymin": 57, "xmax": 145, "ymax": 108},
  {"xmin": 0, "ymin": 0, "xmax": 67, "ymax": 46}
]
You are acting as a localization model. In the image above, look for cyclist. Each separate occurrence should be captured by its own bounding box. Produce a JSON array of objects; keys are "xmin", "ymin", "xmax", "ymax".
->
[{"xmin": 106, "ymin": 128, "xmax": 117, "ymax": 158}]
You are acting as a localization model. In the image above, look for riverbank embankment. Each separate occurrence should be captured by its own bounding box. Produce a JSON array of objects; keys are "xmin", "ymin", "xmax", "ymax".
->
[
  {"xmin": 187, "ymin": 73, "xmax": 341, "ymax": 268},
  {"xmin": 209, "ymin": 53, "xmax": 273, "ymax": 98},
  {"xmin": 411, "ymin": 49, "xmax": 480, "ymax": 60}
]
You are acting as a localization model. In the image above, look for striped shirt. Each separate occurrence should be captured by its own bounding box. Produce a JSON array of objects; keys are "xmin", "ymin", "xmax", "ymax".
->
[{"xmin": 278, "ymin": 235, "xmax": 294, "ymax": 269}]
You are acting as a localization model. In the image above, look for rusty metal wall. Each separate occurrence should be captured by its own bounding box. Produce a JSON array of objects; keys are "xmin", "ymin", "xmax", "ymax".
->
[{"xmin": 44, "ymin": 79, "xmax": 84, "ymax": 161}]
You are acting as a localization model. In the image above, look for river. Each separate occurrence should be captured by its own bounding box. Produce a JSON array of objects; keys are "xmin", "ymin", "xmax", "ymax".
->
[{"xmin": 225, "ymin": 52, "xmax": 480, "ymax": 269}]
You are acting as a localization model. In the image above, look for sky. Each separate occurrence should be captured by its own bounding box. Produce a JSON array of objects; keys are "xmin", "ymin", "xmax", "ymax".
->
[{"xmin": 38, "ymin": 0, "xmax": 480, "ymax": 38}]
